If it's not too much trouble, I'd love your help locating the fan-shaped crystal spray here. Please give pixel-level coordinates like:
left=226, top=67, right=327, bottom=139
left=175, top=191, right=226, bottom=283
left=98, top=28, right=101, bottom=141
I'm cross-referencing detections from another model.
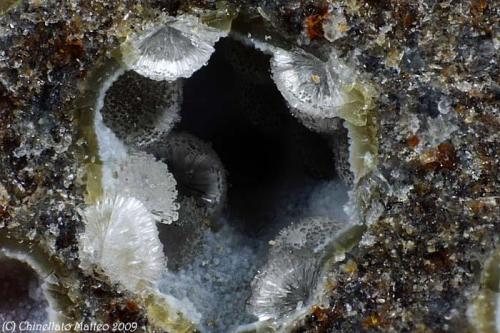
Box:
left=78, top=195, right=166, bottom=293
left=249, top=217, right=347, bottom=322
left=107, top=151, right=180, bottom=224
left=249, top=250, right=320, bottom=321
left=122, top=14, right=228, bottom=81
left=89, top=64, right=179, bottom=223
left=270, top=47, right=374, bottom=127
left=145, top=132, right=226, bottom=220
left=101, top=70, right=182, bottom=147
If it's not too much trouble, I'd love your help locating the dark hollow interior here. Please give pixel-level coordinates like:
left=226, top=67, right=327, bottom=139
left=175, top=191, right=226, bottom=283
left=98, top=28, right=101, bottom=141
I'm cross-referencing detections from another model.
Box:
left=0, top=257, right=48, bottom=322
left=178, top=38, right=336, bottom=235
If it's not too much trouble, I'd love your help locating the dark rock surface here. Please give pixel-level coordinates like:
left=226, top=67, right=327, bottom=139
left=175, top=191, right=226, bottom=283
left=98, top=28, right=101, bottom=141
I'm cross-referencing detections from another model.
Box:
left=0, top=0, right=497, bottom=332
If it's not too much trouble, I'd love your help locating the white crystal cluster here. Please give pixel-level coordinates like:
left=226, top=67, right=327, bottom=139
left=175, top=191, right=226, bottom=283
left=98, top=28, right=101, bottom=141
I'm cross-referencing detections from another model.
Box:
left=249, top=217, right=349, bottom=323
left=246, top=34, right=378, bottom=180
left=271, top=48, right=354, bottom=119
left=76, top=8, right=374, bottom=330
left=106, top=151, right=180, bottom=223
left=77, top=59, right=186, bottom=322
left=78, top=11, right=232, bottom=329
left=245, top=39, right=376, bottom=133
left=249, top=250, right=320, bottom=322
left=122, top=14, right=228, bottom=82
left=93, top=68, right=180, bottom=224
left=78, top=195, right=165, bottom=293
left=250, top=5, right=375, bottom=130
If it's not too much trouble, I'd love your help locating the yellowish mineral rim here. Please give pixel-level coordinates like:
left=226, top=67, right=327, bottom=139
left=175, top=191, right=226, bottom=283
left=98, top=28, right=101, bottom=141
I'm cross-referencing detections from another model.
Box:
left=345, top=115, right=378, bottom=183
left=468, top=247, right=500, bottom=333
left=338, top=82, right=377, bottom=127
left=197, top=1, right=239, bottom=32
left=321, top=224, right=366, bottom=270
left=342, top=80, right=378, bottom=183
left=73, top=57, right=124, bottom=204
left=145, top=293, right=200, bottom=333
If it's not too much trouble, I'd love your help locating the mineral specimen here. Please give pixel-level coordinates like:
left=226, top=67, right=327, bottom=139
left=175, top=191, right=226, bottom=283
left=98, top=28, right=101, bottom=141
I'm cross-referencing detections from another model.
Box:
left=122, top=14, right=228, bottom=81
left=0, top=0, right=497, bottom=333
left=78, top=195, right=165, bottom=294
left=250, top=250, right=321, bottom=322
left=105, top=151, right=179, bottom=224
left=249, top=217, right=363, bottom=329
left=270, top=47, right=375, bottom=127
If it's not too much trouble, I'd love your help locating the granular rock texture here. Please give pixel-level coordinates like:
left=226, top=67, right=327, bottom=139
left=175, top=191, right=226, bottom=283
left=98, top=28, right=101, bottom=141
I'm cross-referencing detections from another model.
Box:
left=0, top=0, right=498, bottom=332
left=290, top=0, right=499, bottom=331
left=0, top=0, right=150, bottom=327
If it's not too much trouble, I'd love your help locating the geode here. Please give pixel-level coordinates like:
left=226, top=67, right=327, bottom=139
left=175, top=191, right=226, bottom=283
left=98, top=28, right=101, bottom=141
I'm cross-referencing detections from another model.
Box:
left=0, top=1, right=498, bottom=333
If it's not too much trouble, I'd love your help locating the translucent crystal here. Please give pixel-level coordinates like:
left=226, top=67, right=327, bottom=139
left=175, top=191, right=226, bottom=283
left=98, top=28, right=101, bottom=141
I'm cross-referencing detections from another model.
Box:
left=249, top=250, right=320, bottom=321
left=78, top=195, right=166, bottom=293
left=249, top=217, right=349, bottom=321
left=122, top=15, right=227, bottom=81
left=345, top=118, right=378, bottom=183
left=322, top=7, right=349, bottom=42
left=423, top=115, right=458, bottom=148
left=101, top=70, right=182, bottom=147
left=271, top=48, right=372, bottom=126
left=145, top=132, right=226, bottom=219
left=108, top=151, right=180, bottom=224
left=438, top=96, right=452, bottom=114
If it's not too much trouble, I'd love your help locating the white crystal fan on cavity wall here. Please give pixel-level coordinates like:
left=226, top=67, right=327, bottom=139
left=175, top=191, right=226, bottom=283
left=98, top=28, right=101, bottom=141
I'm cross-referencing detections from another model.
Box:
left=122, top=14, right=227, bottom=81
left=107, top=151, right=180, bottom=224
left=249, top=251, right=320, bottom=321
left=271, top=48, right=372, bottom=127
left=78, top=195, right=166, bottom=294
left=249, top=217, right=348, bottom=322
